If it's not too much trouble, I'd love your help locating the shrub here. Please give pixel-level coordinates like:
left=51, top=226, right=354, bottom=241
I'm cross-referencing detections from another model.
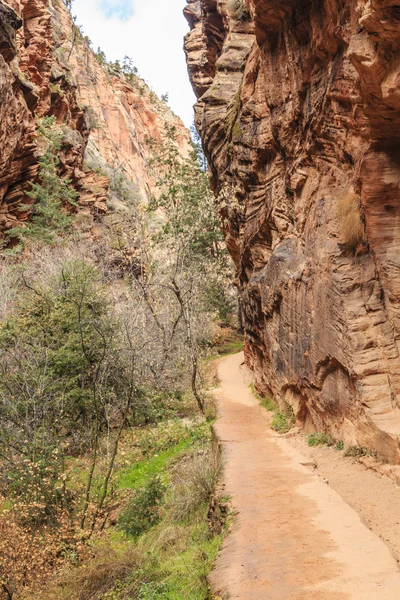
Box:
left=168, top=448, right=221, bottom=523
left=34, top=546, right=151, bottom=600
left=344, top=445, right=375, bottom=458
left=7, top=116, right=78, bottom=246
left=307, top=433, right=335, bottom=448
left=138, top=582, right=171, bottom=599
left=226, top=0, right=250, bottom=20
left=337, top=189, right=366, bottom=249
left=271, top=405, right=295, bottom=434
left=119, top=477, right=166, bottom=538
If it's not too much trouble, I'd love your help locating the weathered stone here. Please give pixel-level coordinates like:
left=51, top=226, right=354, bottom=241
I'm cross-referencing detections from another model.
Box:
left=185, top=0, right=400, bottom=462
left=0, top=0, right=190, bottom=238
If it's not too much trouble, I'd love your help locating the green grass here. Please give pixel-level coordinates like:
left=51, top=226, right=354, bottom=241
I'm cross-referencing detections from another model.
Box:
left=117, top=439, right=193, bottom=491
left=249, top=383, right=277, bottom=412
left=307, top=433, right=335, bottom=448
left=143, top=519, right=222, bottom=599
left=42, top=434, right=226, bottom=600
left=249, top=384, right=295, bottom=433
left=271, top=411, right=294, bottom=434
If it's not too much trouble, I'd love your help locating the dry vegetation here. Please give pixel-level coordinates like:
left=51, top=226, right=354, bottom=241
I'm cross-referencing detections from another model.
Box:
left=226, top=0, right=250, bottom=20
left=337, top=189, right=366, bottom=250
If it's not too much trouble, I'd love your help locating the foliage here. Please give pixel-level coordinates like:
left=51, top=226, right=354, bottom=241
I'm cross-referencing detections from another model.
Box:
left=94, top=46, right=107, bottom=65
left=0, top=509, right=79, bottom=597
left=119, top=477, right=166, bottom=538
left=168, top=448, right=221, bottom=523
left=7, top=117, right=78, bottom=246
left=0, top=96, right=236, bottom=598
left=148, top=124, right=223, bottom=260
left=122, top=56, right=139, bottom=77
left=146, top=124, right=236, bottom=412
left=250, top=383, right=277, bottom=412
left=271, top=406, right=295, bottom=434
left=335, top=440, right=345, bottom=451
left=118, top=439, right=194, bottom=492
left=307, top=433, right=335, bottom=448
left=344, top=445, right=376, bottom=458
left=0, top=259, right=152, bottom=542
left=35, top=440, right=224, bottom=600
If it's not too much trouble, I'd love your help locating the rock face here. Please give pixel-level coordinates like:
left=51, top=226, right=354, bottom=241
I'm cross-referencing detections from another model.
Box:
left=185, top=0, right=400, bottom=461
left=0, top=0, right=189, bottom=235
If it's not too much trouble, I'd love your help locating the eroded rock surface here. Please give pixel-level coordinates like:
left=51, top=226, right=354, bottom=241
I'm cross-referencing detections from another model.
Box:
left=0, top=0, right=189, bottom=236
left=185, top=0, right=400, bottom=461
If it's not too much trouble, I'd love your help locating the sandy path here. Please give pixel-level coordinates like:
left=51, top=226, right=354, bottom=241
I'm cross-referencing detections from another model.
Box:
left=210, top=352, right=400, bottom=599
left=288, top=435, right=400, bottom=561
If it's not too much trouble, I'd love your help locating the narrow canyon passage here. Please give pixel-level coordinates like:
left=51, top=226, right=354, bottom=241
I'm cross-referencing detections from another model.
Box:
left=211, top=353, right=400, bottom=600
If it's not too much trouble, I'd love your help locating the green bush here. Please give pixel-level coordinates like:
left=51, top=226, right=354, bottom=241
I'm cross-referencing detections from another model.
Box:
left=138, top=582, right=170, bottom=599
left=119, top=477, right=166, bottom=538
left=307, top=433, right=335, bottom=448
left=7, top=116, right=78, bottom=246
left=271, top=406, right=295, bottom=434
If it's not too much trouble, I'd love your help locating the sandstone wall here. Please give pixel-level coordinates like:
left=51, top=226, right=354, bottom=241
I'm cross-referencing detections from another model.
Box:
left=185, top=0, right=400, bottom=461
left=0, top=0, right=189, bottom=236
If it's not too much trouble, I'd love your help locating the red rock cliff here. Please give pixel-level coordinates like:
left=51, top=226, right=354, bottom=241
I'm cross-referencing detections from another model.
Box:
left=185, top=0, right=400, bottom=461
left=0, top=0, right=189, bottom=235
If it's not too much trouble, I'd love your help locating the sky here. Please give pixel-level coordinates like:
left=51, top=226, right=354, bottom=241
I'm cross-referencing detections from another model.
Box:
left=72, top=0, right=197, bottom=127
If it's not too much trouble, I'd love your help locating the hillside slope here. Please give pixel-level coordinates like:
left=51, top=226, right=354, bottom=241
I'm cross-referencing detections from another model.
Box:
left=185, top=0, right=400, bottom=462
left=0, top=0, right=190, bottom=236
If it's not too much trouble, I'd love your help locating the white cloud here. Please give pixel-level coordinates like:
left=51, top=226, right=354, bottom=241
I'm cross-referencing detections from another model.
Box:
left=72, top=0, right=196, bottom=128
left=97, top=0, right=135, bottom=20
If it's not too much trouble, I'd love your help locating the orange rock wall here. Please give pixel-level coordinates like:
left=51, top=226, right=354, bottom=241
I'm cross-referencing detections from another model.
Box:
left=0, top=0, right=189, bottom=234
left=185, top=0, right=400, bottom=461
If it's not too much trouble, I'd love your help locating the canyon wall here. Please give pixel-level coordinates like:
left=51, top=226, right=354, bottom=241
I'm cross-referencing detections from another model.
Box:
left=0, top=0, right=189, bottom=235
left=185, top=0, right=400, bottom=461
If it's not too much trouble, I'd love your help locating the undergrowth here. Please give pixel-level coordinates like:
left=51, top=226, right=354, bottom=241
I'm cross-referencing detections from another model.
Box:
left=307, top=433, right=335, bottom=448
left=249, top=385, right=295, bottom=434
left=249, top=383, right=276, bottom=412
left=344, top=445, right=377, bottom=459
left=271, top=409, right=295, bottom=434
left=35, top=440, right=224, bottom=600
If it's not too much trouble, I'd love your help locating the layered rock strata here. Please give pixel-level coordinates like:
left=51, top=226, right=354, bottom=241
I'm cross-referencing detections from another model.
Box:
left=0, top=0, right=189, bottom=235
left=185, top=0, right=400, bottom=461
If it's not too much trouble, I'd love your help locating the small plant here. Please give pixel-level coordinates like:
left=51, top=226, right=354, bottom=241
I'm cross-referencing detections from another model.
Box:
left=307, top=433, right=335, bottom=448
left=261, top=397, right=277, bottom=412
left=138, top=581, right=170, bottom=599
left=335, top=440, right=344, bottom=451
left=7, top=116, right=78, bottom=246
left=344, top=445, right=375, bottom=458
left=119, top=477, right=166, bottom=538
left=226, top=0, right=250, bottom=20
left=169, top=449, right=221, bottom=523
left=250, top=383, right=277, bottom=412
left=337, top=189, right=366, bottom=250
left=271, top=405, right=295, bottom=434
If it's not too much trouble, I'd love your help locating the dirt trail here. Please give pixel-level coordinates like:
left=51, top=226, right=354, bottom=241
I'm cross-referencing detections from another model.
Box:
left=211, top=352, right=400, bottom=599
